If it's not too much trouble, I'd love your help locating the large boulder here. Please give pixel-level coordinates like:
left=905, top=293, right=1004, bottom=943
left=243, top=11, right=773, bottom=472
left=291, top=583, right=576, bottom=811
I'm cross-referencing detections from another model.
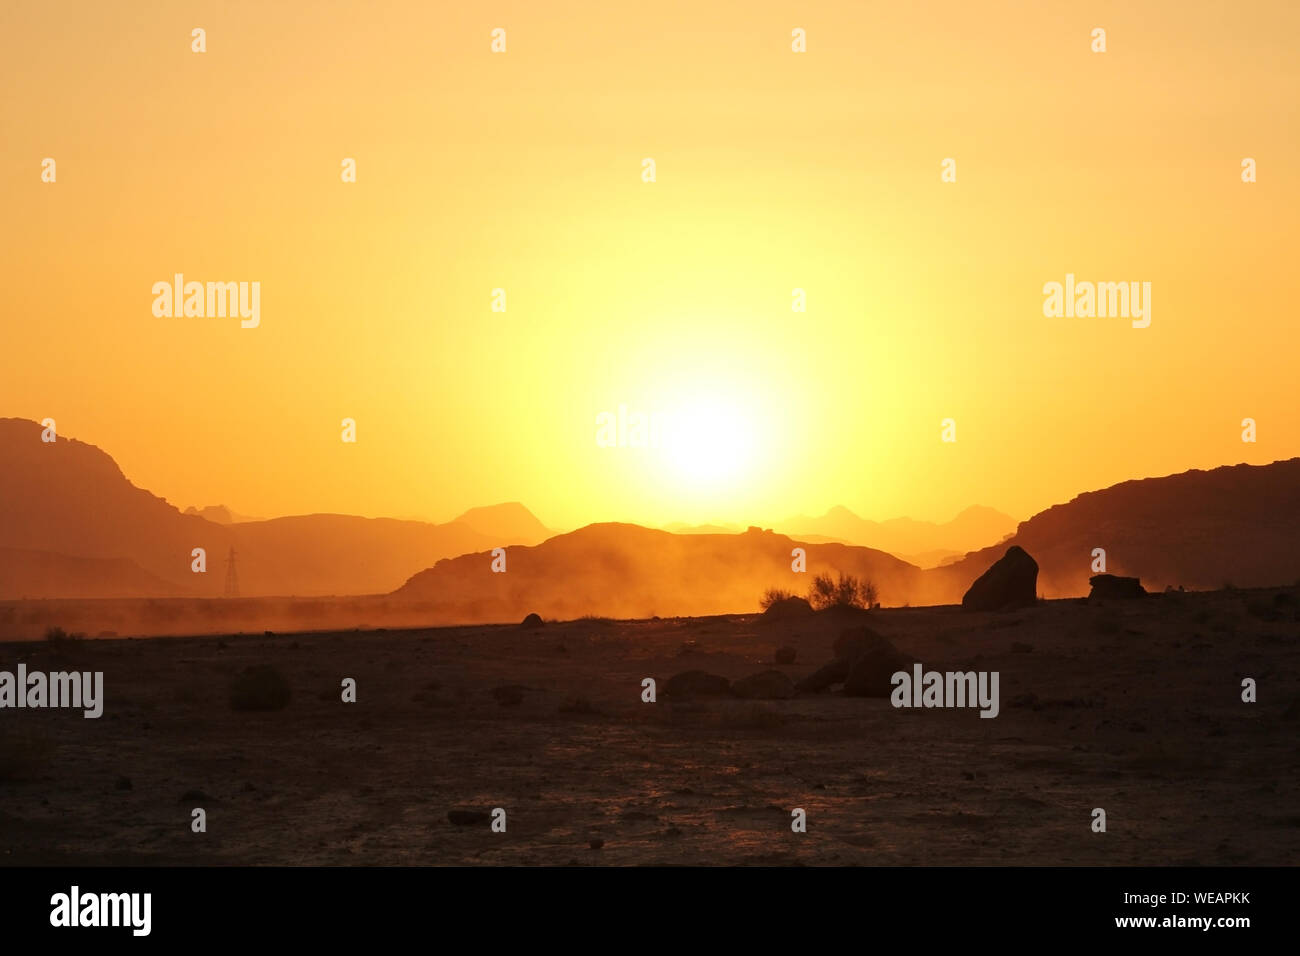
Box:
left=520, top=612, right=545, bottom=628
left=1088, top=574, right=1146, bottom=600
left=795, top=657, right=852, bottom=693
left=961, top=546, right=1039, bottom=612
left=843, top=645, right=909, bottom=697
left=664, top=670, right=732, bottom=699
left=834, top=626, right=891, bottom=661
left=796, top=629, right=905, bottom=694
left=732, top=670, right=797, bottom=700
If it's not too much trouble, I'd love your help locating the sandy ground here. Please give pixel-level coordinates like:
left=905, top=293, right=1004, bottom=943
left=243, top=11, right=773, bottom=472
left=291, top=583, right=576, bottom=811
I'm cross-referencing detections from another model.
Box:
left=1, top=588, right=1297, bottom=866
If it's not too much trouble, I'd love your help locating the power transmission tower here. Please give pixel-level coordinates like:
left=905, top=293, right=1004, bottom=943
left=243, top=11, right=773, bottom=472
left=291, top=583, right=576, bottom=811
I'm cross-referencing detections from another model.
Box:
left=223, top=546, right=240, bottom=598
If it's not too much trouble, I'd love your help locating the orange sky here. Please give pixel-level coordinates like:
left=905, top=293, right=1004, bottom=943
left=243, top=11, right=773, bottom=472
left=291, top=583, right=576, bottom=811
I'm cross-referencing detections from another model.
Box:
left=2, top=0, right=1297, bottom=530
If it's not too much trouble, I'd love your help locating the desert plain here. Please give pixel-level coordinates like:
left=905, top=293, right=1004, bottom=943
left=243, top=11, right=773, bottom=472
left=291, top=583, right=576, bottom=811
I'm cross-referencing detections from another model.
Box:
left=1, top=587, right=1297, bottom=866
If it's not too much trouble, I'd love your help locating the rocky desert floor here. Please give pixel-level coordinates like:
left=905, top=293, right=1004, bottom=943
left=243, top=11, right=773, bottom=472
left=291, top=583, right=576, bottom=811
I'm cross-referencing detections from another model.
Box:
left=1, top=587, right=1297, bottom=866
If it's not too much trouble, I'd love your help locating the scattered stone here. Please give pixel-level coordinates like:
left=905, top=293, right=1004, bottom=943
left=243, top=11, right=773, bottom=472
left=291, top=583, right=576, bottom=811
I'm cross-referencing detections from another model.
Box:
left=962, top=546, right=1039, bottom=612
left=732, top=670, right=796, bottom=700
left=1089, top=574, right=1146, bottom=600
left=664, top=670, right=732, bottom=699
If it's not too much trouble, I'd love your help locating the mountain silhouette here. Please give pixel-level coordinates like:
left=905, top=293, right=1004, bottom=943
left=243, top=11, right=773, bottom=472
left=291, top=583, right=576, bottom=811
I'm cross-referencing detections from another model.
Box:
left=392, top=524, right=927, bottom=621
left=933, top=459, right=1300, bottom=597
left=0, top=418, right=544, bottom=598
left=3, top=417, right=1296, bottom=609
left=182, top=504, right=260, bottom=524
left=780, top=504, right=1016, bottom=560
left=452, top=502, right=552, bottom=546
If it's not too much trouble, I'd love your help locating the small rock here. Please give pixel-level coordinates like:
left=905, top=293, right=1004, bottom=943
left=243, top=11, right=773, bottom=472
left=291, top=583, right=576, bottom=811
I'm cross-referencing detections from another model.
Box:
left=1089, top=574, right=1146, bottom=600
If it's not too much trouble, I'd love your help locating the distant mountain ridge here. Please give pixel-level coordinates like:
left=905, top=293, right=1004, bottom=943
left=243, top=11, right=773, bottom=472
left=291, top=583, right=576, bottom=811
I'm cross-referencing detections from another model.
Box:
left=183, top=504, right=260, bottom=524
left=780, top=504, right=1016, bottom=561
left=2, top=418, right=1296, bottom=610
left=0, top=418, right=549, bottom=598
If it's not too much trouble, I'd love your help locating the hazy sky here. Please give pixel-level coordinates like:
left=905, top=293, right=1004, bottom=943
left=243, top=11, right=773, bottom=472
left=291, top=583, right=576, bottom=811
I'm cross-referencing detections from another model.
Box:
left=3, top=0, right=1297, bottom=529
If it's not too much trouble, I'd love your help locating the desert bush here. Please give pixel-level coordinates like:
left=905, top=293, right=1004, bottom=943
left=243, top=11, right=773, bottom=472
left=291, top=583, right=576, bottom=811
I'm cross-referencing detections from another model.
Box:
left=807, top=572, right=877, bottom=610
left=44, top=626, right=84, bottom=643
left=229, top=665, right=291, bottom=711
left=759, top=587, right=794, bottom=611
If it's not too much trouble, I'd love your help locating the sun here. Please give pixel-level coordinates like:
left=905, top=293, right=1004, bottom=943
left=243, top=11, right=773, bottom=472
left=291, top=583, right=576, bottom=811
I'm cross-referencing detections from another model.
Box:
left=661, top=394, right=758, bottom=489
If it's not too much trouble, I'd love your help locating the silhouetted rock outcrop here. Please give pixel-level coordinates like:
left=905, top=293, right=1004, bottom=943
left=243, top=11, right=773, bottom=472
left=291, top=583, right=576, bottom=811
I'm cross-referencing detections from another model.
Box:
left=732, top=670, right=796, bottom=699
left=1088, top=574, right=1146, bottom=600
left=762, top=596, right=814, bottom=619
left=520, top=612, right=545, bottom=628
left=961, top=546, right=1039, bottom=611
